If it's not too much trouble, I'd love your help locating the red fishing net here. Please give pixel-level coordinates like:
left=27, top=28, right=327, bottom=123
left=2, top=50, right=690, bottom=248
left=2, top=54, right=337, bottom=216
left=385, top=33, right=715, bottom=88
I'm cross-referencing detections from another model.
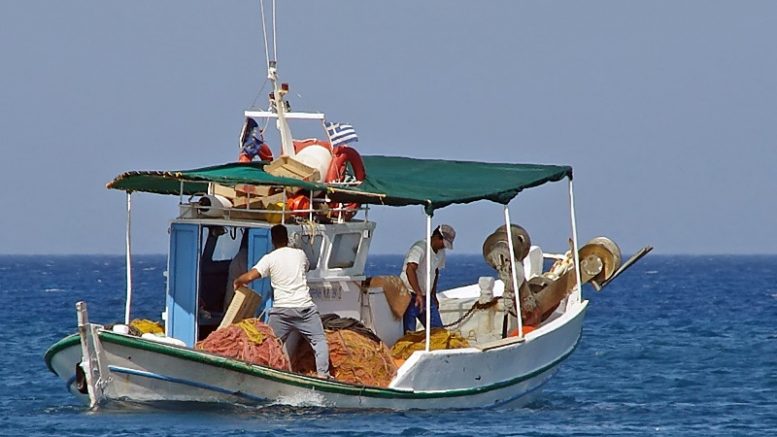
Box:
left=196, top=318, right=290, bottom=370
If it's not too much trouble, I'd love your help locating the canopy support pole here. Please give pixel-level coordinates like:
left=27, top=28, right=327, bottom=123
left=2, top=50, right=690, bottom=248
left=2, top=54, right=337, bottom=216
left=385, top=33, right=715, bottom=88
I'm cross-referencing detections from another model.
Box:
left=503, top=205, right=524, bottom=338
left=124, top=192, right=133, bottom=325
left=425, top=212, right=432, bottom=352
left=568, top=179, right=583, bottom=304
left=309, top=191, right=313, bottom=222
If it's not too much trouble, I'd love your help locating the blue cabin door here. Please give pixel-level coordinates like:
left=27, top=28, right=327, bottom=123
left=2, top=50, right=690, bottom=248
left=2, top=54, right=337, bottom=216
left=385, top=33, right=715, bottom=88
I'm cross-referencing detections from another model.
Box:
left=166, top=223, right=199, bottom=346
left=247, top=227, right=273, bottom=317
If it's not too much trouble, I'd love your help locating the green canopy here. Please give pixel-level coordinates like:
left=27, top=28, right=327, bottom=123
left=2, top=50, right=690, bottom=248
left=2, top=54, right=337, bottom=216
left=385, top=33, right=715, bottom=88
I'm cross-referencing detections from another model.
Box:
left=107, top=162, right=325, bottom=196
left=107, top=155, right=572, bottom=214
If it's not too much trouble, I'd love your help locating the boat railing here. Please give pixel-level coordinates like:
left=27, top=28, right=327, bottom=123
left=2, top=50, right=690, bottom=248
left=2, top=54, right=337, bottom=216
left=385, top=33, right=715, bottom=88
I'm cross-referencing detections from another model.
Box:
left=179, top=198, right=369, bottom=224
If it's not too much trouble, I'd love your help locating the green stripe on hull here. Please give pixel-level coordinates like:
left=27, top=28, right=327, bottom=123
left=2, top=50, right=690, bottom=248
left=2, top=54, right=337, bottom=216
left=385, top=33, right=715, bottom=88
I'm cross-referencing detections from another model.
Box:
left=45, top=331, right=580, bottom=400
left=44, top=333, right=80, bottom=373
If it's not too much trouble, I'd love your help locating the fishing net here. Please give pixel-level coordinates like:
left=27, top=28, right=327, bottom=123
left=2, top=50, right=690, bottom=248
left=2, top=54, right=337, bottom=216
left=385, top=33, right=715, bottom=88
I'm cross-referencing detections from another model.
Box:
left=319, top=313, right=383, bottom=343
left=129, top=319, right=164, bottom=335
left=196, top=318, right=290, bottom=370
left=291, top=317, right=397, bottom=387
left=390, top=328, right=471, bottom=360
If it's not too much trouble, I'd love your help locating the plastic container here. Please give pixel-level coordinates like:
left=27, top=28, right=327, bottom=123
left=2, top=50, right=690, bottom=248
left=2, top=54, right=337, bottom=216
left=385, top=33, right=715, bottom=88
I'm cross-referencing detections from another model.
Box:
left=112, top=324, right=130, bottom=335
left=197, top=194, right=232, bottom=217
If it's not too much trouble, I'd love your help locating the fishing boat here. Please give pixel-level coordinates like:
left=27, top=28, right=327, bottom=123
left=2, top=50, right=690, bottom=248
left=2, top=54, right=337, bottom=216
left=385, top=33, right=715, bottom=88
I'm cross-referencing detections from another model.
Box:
left=44, top=4, right=650, bottom=410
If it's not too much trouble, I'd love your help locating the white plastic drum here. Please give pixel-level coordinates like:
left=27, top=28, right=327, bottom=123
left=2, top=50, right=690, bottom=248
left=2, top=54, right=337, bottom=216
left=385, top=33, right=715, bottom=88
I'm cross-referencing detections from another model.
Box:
left=198, top=194, right=232, bottom=217
left=294, top=145, right=332, bottom=183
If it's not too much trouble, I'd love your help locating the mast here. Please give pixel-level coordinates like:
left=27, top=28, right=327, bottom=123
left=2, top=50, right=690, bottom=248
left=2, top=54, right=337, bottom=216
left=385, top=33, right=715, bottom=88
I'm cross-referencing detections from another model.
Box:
left=268, top=63, right=295, bottom=157
left=258, top=0, right=294, bottom=158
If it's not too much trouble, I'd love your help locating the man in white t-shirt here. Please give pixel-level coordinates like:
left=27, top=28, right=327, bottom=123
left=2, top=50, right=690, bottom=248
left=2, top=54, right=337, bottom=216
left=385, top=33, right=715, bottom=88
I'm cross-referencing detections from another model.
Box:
left=233, top=224, right=330, bottom=378
left=400, top=224, right=456, bottom=333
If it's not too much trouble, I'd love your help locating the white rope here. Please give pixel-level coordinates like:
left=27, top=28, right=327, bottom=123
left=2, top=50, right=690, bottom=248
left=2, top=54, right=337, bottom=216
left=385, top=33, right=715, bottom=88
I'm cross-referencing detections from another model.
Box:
left=124, top=192, right=133, bottom=325
left=272, top=0, right=278, bottom=63
left=503, top=205, right=524, bottom=338
left=569, top=178, right=583, bottom=305
left=250, top=77, right=270, bottom=108
left=259, top=0, right=271, bottom=67
left=425, top=212, right=432, bottom=352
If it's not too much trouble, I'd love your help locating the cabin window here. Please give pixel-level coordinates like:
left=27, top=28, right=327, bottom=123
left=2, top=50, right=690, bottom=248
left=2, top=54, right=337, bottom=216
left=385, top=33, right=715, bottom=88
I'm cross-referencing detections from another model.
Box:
left=198, top=226, right=248, bottom=328
left=296, top=234, right=324, bottom=270
left=328, top=232, right=361, bottom=269
left=203, top=227, right=245, bottom=261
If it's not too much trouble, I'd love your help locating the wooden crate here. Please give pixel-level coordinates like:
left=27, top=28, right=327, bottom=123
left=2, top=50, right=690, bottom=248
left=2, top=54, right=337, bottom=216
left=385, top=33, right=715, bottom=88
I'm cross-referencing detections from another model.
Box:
left=218, top=286, right=262, bottom=329
left=231, top=196, right=265, bottom=209
left=212, top=184, right=238, bottom=199
left=235, top=184, right=276, bottom=197
left=214, top=184, right=276, bottom=204
left=265, top=156, right=320, bottom=182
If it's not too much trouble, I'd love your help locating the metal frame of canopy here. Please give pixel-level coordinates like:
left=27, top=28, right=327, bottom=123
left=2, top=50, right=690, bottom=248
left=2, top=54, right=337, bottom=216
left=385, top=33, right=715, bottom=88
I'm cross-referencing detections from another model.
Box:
left=120, top=173, right=583, bottom=352
left=416, top=178, right=583, bottom=349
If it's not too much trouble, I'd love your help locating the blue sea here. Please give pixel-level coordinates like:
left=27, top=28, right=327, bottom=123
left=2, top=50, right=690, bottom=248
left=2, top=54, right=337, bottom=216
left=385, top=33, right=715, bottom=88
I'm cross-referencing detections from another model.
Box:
left=1, top=254, right=775, bottom=436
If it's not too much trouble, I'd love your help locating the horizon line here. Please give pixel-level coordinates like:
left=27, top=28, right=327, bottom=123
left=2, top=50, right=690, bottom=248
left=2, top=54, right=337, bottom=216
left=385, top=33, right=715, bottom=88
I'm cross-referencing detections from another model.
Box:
left=1, top=252, right=776, bottom=257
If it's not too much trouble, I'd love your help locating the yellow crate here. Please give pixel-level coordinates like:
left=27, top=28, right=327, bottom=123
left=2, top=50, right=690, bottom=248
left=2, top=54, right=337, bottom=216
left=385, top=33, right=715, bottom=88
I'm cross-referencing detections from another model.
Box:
left=261, top=201, right=287, bottom=224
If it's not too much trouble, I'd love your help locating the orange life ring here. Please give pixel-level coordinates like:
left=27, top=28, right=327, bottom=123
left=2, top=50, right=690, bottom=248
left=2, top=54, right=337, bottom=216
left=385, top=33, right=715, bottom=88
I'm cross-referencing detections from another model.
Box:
left=238, top=143, right=273, bottom=162
left=258, top=143, right=274, bottom=162
left=325, top=145, right=365, bottom=220
left=325, top=145, right=366, bottom=182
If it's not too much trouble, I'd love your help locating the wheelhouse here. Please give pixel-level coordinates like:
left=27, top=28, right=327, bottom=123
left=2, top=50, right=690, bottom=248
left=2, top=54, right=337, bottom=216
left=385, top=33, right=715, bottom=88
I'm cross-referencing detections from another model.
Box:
left=165, top=216, right=378, bottom=346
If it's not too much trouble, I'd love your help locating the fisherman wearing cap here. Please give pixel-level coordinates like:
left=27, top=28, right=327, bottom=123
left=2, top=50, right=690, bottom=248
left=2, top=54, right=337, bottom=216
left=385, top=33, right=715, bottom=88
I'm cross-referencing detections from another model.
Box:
left=400, top=224, right=456, bottom=333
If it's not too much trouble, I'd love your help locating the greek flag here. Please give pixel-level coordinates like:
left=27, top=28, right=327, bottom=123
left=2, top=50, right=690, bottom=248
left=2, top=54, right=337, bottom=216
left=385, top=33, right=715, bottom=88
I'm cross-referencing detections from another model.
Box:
left=325, top=121, right=359, bottom=146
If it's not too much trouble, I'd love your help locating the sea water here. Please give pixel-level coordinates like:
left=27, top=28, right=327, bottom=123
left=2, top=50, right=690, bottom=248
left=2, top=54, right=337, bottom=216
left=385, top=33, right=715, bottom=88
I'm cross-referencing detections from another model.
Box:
left=0, top=254, right=775, bottom=436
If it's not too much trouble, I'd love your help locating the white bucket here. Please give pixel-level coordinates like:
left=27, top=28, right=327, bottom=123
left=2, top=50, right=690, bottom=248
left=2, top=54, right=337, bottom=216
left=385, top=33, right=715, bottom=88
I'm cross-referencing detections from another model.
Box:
left=294, top=145, right=332, bottom=183
left=112, top=324, right=130, bottom=335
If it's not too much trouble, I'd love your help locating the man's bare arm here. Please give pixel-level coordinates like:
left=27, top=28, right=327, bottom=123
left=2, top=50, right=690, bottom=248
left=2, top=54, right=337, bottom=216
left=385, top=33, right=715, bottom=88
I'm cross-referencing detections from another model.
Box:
left=233, top=269, right=261, bottom=291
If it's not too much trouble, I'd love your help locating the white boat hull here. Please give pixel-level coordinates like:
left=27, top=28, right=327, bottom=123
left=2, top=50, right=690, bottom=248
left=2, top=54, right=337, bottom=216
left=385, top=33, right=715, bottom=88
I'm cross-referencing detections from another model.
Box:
left=45, top=301, right=587, bottom=410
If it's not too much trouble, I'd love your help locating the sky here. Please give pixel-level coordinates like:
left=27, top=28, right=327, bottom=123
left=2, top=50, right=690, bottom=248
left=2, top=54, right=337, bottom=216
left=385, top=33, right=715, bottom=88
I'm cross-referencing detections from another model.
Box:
left=1, top=1, right=775, bottom=255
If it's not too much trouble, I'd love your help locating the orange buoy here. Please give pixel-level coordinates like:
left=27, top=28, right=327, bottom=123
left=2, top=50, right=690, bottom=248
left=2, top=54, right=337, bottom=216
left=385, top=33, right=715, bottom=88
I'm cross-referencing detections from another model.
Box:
left=286, top=193, right=311, bottom=217
left=508, top=325, right=537, bottom=337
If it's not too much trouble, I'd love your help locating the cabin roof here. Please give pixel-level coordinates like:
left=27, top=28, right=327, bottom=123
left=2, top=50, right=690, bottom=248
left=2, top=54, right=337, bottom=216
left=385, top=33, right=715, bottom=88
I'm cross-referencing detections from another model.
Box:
left=107, top=155, right=572, bottom=214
